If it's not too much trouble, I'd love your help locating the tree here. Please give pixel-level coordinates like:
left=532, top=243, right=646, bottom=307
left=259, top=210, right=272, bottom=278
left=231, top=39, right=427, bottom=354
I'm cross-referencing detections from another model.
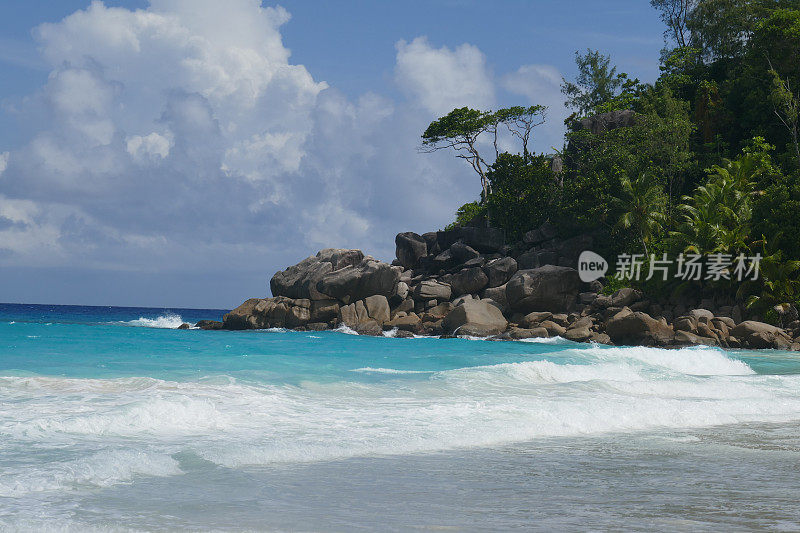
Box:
left=768, top=67, right=800, bottom=169
left=651, top=0, right=698, bottom=48
left=740, top=237, right=800, bottom=324
left=670, top=140, right=770, bottom=255
left=614, top=173, right=667, bottom=256
left=561, top=49, right=633, bottom=116
left=421, top=105, right=549, bottom=201
left=491, top=105, right=546, bottom=161
left=420, top=107, right=494, bottom=200
left=445, top=201, right=486, bottom=230
left=485, top=153, right=557, bottom=241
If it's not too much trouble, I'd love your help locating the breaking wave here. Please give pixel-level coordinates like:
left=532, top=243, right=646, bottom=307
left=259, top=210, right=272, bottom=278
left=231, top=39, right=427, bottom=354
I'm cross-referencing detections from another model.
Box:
left=119, top=313, right=189, bottom=329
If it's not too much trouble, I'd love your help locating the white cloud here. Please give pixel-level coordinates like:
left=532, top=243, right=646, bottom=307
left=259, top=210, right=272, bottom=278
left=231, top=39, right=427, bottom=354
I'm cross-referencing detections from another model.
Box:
left=395, top=37, right=494, bottom=115
left=503, top=64, right=569, bottom=152
left=126, top=132, right=172, bottom=162
left=0, top=1, right=565, bottom=304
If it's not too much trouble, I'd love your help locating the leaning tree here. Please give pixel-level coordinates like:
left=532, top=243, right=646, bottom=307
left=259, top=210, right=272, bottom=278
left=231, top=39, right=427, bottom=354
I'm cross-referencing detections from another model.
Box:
left=420, top=105, right=546, bottom=201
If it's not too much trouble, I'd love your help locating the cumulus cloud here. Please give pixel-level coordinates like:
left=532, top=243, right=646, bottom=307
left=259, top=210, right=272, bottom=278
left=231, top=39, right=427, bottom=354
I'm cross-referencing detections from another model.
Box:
left=126, top=132, right=172, bottom=162
left=0, top=1, right=564, bottom=305
left=395, top=37, right=494, bottom=115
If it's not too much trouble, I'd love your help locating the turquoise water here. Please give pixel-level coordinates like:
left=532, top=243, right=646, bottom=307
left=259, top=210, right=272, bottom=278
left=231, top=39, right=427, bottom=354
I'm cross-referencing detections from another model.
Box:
left=3, top=304, right=800, bottom=531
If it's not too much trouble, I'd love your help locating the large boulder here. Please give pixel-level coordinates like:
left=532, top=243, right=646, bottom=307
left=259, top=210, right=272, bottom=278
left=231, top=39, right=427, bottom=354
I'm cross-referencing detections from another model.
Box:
left=523, top=221, right=558, bottom=245
left=517, top=249, right=558, bottom=270
left=385, top=312, right=422, bottom=332
left=481, top=283, right=509, bottom=313
left=483, top=257, right=517, bottom=288
left=270, top=249, right=364, bottom=300
left=270, top=256, right=332, bottom=300
left=315, top=248, right=365, bottom=270
left=605, top=310, right=674, bottom=346
left=443, top=267, right=489, bottom=297
left=196, top=320, right=223, bottom=330
left=554, top=235, right=593, bottom=265
left=311, top=299, right=340, bottom=323
left=222, top=298, right=263, bottom=330
left=449, top=241, right=480, bottom=263
left=610, top=287, right=642, bottom=308
left=442, top=299, right=508, bottom=336
left=316, top=258, right=399, bottom=304
left=363, top=295, right=390, bottom=324
left=413, top=280, right=452, bottom=302
left=223, top=297, right=313, bottom=330
left=505, top=265, right=581, bottom=313
left=339, top=295, right=390, bottom=328
left=576, top=109, right=636, bottom=135
left=730, top=321, right=792, bottom=350
left=395, top=232, right=427, bottom=269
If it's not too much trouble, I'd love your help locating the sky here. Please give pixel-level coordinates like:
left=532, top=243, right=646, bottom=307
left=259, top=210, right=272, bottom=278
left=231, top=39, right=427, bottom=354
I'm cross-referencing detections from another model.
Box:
left=0, top=0, right=666, bottom=308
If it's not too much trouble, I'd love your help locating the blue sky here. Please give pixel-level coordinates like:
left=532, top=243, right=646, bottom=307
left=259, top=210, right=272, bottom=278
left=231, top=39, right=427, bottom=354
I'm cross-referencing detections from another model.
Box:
left=0, top=0, right=666, bottom=308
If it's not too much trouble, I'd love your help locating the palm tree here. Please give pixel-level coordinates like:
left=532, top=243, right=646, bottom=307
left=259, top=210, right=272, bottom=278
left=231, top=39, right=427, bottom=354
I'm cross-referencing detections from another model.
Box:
left=739, top=236, right=800, bottom=324
left=615, top=173, right=667, bottom=256
left=670, top=157, right=756, bottom=255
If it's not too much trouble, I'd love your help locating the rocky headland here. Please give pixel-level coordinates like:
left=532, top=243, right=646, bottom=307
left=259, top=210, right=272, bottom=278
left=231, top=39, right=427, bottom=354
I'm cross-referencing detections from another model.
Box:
left=202, top=224, right=800, bottom=351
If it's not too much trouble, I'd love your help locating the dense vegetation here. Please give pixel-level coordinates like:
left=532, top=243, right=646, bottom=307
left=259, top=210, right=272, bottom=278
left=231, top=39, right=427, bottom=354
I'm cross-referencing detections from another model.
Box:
left=424, top=0, right=800, bottom=323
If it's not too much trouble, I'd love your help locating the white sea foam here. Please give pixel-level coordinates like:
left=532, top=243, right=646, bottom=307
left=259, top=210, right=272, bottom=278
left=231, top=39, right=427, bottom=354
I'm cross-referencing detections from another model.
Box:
left=352, top=367, right=433, bottom=374
left=120, top=313, right=189, bottom=329
left=0, top=449, right=181, bottom=497
left=334, top=324, right=359, bottom=335
left=518, top=335, right=568, bottom=344
left=578, top=344, right=754, bottom=376
left=3, top=344, right=800, bottom=483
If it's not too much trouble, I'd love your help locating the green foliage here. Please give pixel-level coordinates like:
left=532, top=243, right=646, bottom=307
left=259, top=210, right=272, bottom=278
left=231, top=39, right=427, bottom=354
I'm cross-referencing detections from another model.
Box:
left=670, top=139, right=773, bottom=255
left=421, top=107, right=494, bottom=199
left=614, top=173, right=668, bottom=256
left=485, top=154, right=557, bottom=241
left=445, top=202, right=486, bottom=231
left=560, top=83, right=695, bottom=249
left=421, top=107, right=490, bottom=145
left=768, top=68, right=800, bottom=169
left=601, top=274, right=634, bottom=296
left=561, top=49, right=637, bottom=116
left=740, top=237, right=800, bottom=322
left=752, top=171, right=800, bottom=259
left=651, top=0, right=697, bottom=48
left=429, top=0, right=800, bottom=312
left=421, top=105, right=549, bottom=200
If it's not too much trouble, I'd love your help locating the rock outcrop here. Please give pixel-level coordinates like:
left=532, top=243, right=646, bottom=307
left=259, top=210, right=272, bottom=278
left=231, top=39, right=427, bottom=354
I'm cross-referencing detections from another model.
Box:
left=231, top=252, right=399, bottom=330
left=216, top=219, right=800, bottom=352
left=270, top=248, right=364, bottom=300
left=506, top=265, right=581, bottom=313
left=395, top=232, right=427, bottom=269
left=605, top=309, right=674, bottom=346
left=442, top=299, right=508, bottom=337
left=316, top=258, right=399, bottom=304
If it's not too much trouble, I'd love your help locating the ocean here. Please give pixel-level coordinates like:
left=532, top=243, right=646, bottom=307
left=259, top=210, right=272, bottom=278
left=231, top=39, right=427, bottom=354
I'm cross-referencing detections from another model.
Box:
left=2, top=303, right=800, bottom=531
